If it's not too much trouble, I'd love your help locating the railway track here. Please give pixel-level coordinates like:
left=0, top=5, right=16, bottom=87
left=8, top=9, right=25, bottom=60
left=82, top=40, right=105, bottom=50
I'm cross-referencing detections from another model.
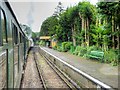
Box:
left=39, top=49, right=81, bottom=89
left=21, top=47, right=79, bottom=89
left=33, top=50, right=46, bottom=89
left=39, top=46, right=114, bottom=90
left=20, top=48, right=44, bottom=88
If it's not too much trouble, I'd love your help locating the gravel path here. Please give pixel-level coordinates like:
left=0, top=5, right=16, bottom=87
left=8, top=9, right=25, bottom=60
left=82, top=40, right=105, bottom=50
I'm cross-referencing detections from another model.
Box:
left=21, top=50, right=43, bottom=88
left=21, top=48, right=69, bottom=89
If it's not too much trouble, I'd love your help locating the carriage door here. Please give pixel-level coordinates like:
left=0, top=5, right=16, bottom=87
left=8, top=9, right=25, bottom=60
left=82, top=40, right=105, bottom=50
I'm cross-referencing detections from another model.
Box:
left=12, top=24, right=19, bottom=88
left=0, top=9, right=8, bottom=89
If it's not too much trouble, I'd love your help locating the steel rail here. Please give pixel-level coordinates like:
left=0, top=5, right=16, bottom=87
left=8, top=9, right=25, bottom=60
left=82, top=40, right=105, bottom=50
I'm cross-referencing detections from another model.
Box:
left=33, top=50, right=47, bottom=90
left=39, top=48, right=80, bottom=90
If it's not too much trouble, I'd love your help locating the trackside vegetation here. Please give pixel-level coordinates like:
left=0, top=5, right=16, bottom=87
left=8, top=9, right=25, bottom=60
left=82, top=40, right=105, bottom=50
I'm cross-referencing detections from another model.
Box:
left=39, top=1, right=120, bottom=66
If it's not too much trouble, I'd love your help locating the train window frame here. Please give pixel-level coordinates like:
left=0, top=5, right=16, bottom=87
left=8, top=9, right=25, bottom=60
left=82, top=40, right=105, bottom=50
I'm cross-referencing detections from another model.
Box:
left=21, top=35, right=24, bottom=43
left=0, top=7, right=7, bottom=46
left=14, top=26, right=18, bottom=44
left=12, top=23, right=18, bottom=45
left=19, top=32, right=22, bottom=43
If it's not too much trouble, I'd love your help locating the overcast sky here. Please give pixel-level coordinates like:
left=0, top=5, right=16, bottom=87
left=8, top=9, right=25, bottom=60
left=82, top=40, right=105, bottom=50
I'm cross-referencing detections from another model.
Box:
left=9, top=0, right=98, bottom=32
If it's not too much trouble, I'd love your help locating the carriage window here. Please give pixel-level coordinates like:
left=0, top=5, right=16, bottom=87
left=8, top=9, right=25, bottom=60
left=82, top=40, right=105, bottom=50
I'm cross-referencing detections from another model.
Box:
left=12, top=24, right=18, bottom=44
left=14, top=26, right=18, bottom=44
left=22, top=35, right=24, bottom=43
left=0, top=10, right=7, bottom=46
left=20, top=32, right=22, bottom=43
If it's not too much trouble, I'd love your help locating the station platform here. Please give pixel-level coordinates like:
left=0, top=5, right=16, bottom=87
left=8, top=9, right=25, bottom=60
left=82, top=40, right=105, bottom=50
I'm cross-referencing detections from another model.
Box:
left=41, top=47, right=119, bottom=89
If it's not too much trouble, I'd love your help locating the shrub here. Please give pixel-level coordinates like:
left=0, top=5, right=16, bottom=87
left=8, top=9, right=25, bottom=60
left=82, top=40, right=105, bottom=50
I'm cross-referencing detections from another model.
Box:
left=65, top=42, right=72, bottom=51
left=86, top=46, right=98, bottom=54
left=78, top=47, right=87, bottom=57
left=114, top=49, right=120, bottom=63
left=57, top=45, right=62, bottom=52
left=39, top=40, right=45, bottom=46
left=52, top=45, right=57, bottom=50
left=62, top=42, right=72, bottom=52
left=69, top=46, right=76, bottom=54
left=85, top=46, right=99, bottom=58
left=73, top=46, right=81, bottom=55
left=73, top=46, right=87, bottom=57
left=104, top=50, right=118, bottom=66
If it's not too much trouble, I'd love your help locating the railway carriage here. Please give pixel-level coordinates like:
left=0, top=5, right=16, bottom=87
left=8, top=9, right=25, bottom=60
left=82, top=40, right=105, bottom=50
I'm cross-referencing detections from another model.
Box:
left=0, top=1, right=30, bottom=89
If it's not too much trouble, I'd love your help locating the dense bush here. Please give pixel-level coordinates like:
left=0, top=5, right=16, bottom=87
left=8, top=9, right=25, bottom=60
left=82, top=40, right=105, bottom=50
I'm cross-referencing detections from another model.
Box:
left=86, top=46, right=98, bottom=54
left=73, top=46, right=87, bottom=56
left=114, top=49, right=120, bottom=63
left=52, top=45, right=57, bottom=50
left=53, top=43, right=119, bottom=66
left=57, top=45, right=62, bottom=52
left=39, top=40, right=45, bottom=46
left=52, top=43, right=62, bottom=52
left=73, top=46, right=81, bottom=55
left=69, top=46, right=76, bottom=54
left=61, top=42, right=72, bottom=52
left=78, top=47, right=87, bottom=57
left=104, top=50, right=118, bottom=66
left=85, top=46, right=99, bottom=57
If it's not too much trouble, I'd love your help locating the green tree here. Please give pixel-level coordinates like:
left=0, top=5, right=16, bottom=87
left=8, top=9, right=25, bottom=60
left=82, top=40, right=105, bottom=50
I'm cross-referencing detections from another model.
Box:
left=31, top=32, right=40, bottom=44
left=59, top=6, right=78, bottom=45
left=78, top=1, right=96, bottom=46
left=59, top=6, right=81, bottom=46
left=40, top=16, right=59, bottom=36
left=59, top=10, right=72, bottom=42
left=97, top=2, right=120, bottom=49
left=53, top=2, right=64, bottom=17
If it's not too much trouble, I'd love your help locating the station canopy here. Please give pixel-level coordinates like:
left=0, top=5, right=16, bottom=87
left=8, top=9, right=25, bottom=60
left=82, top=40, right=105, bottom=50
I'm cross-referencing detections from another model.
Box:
left=40, top=36, right=51, bottom=40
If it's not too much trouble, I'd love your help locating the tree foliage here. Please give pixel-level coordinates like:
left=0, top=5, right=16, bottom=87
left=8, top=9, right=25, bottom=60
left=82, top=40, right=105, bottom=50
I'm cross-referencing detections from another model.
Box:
left=40, top=16, right=59, bottom=36
left=40, top=1, right=120, bottom=50
left=53, top=2, right=64, bottom=17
